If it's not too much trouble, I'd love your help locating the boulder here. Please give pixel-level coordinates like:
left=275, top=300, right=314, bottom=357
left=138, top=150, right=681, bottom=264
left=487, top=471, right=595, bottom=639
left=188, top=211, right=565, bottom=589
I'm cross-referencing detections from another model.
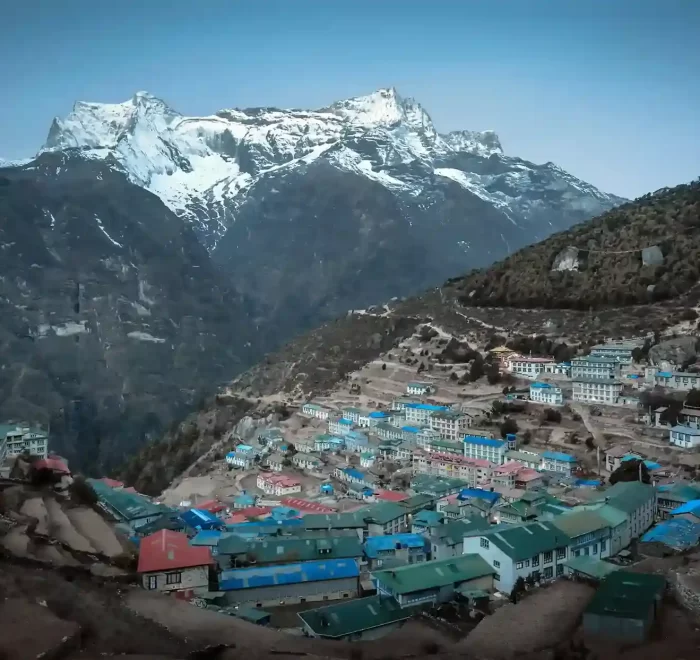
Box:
left=551, top=246, right=580, bottom=272
left=642, top=245, right=664, bottom=266
left=649, top=335, right=697, bottom=367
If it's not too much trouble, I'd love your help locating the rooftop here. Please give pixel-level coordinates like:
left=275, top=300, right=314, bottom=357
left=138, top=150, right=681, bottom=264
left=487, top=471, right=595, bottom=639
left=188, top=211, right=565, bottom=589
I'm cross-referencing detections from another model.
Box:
left=302, top=512, right=367, bottom=530
left=87, top=479, right=167, bottom=521
left=137, top=530, right=213, bottom=573
left=458, top=488, right=500, bottom=504
left=481, top=521, right=570, bottom=561
left=542, top=451, right=577, bottom=463
left=405, top=403, right=450, bottom=412
left=552, top=510, right=612, bottom=538
left=641, top=518, right=700, bottom=552
left=670, top=499, right=700, bottom=516
left=297, top=595, right=420, bottom=639
left=372, top=554, right=494, bottom=594
left=585, top=572, right=666, bottom=620
left=413, top=510, right=444, bottom=526
left=364, top=533, right=426, bottom=558
left=506, top=450, right=542, bottom=463
left=258, top=474, right=301, bottom=487
left=571, top=377, right=622, bottom=386
left=572, top=356, right=621, bottom=364
left=593, top=481, right=654, bottom=514
left=671, top=425, right=700, bottom=436
left=563, top=556, right=621, bottom=580
left=375, top=490, right=409, bottom=503
left=279, top=498, right=335, bottom=514
left=244, top=535, right=363, bottom=564
left=364, top=502, right=407, bottom=525
left=464, top=436, right=506, bottom=449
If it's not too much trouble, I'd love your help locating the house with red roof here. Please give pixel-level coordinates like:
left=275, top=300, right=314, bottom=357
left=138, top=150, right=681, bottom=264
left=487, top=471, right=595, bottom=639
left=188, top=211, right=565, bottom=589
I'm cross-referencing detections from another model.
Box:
left=195, top=499, right=228, bottom=517
left=280, top=497, right=336, bottom=514
left=374, top=490, right=409, bottom=503
left=137, top=530, right=213, bottom=594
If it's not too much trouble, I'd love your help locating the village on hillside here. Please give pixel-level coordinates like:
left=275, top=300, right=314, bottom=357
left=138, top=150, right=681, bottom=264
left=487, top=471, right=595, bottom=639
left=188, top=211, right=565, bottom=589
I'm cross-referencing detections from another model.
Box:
left=3, top=328, right=700, bottom=655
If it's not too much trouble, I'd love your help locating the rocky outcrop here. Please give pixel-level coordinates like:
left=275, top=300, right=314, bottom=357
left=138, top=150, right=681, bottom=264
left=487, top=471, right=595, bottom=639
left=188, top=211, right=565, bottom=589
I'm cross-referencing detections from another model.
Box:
left=551, top=246, right=580, bottom=272
left=649, top=335, right=698, bottom=367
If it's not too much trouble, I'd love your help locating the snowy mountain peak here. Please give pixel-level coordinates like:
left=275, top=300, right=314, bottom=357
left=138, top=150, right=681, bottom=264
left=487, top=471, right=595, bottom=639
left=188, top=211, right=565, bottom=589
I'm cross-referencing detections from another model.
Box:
left=442, top=130, right=503, bottom=157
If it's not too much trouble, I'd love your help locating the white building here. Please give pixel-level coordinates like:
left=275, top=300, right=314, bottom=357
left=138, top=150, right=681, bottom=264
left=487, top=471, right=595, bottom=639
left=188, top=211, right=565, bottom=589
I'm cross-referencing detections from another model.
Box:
left=429, top=410, right=472, bottom=441
left=529, top=382, right=564, bottom=405
left=406, top=382, right=435, bottom=396
left=507, top=356, right=557, bottom=378
left=572, top=378, right=622, bottom=404
left=654, top=371, right=700, bottom=391
left=292, top=452, right=323, bottom=471
left=1, top=425, right=49, bottom=460
left=669, top=425, right=700, bottom=449
left=256, top=474, right=302, bottom=496
left=340, top=407, right=366, bottom=424
left=301, top=403, right=333, bottom=420
left=463, top=521, right=569, bottom=593
left=589, top=340, right=643, bottom=364
left=404, top=403, right=450, bottom=426
left=265, top=453, right=285, bottom=472
left=570, top=356, right=621, bottom=380
left=541, top=451, right=578, bottom=475
left=463, top=436, right=507, bottom=465
left=328, top=417, right=354, bottom=436
left=226, top=445, right=256, bottom=469
left=416, top=428, right=442, bottom=449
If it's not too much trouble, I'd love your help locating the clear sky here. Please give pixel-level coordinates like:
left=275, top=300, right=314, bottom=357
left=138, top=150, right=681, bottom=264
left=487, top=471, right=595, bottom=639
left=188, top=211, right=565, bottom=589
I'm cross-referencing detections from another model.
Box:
left=2, top=0, right=698, bottom=198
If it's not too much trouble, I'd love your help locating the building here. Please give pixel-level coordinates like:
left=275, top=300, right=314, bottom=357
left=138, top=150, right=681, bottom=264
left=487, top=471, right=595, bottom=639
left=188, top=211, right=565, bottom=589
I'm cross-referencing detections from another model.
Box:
left=491, top=462, right=525, bottom=489
left=344, top=430, right=370, bottom=452
left=237, top=535, right=363, bottom=568
left=411, top=474, right=469, bottom=498
left=657, top=483, right=700, bottom=519
left=374, top=423, right=404, bottom=442
left=489, top=346, right=517, bottom=368
left=640, top=517, right=700, bottom=556
left=604, top=446, right=630, bottom=473
left=301, top=403, right=333, bottom=420
left=425, top=438, right=464, bottom=456
left=138, top=530, right=213, bottom=594
left=541, top=451, right=578, bottom=475
left=314, top=434, right=345, bottom=452
left=583, top=572, right=666, bottom=644
left=341, top=407, right=367, bottom=424
left=678, top=407, right=700, bottom=429
left=180, top=508, right=224, bottom=531
left=256, top=474, right=302, bottom=496
left=404, top=403, right=450, bottom=426
left=654, top=370, right=700, bottom=391
left=429, top=518, right=490, bottom=561
left=0, top=424, right=49, bottom=459
left=328, top=417, right=354, bottom=436
left=412, top=451, right=492, bottom=488
left=463, top=436, right=507, bottom=465
left=429, top=410, right=472, bottom=440
left=589, top=340, right=643, bottom=364
left=367, top=411, right=392, bottom=427
left=364, top=533, right=427, bottom=569
left=292, top=452, right=323, bottom=472
left=372, top=553, right=495, bottom=608
left=265, top=453, right=285, bottom=472
left=302, top=512, right=367, bottom=539
left=411, top=509, right=444, bottom=535
left=463, top=521, right=571, bottom=593
left=669, top=424, right=700, bottom=449
left=572, top=378, right=622, bottom=404
left=226, top=445, right=256, bottom=469
left=505, top=450, right=541, bottom=471
left=552, top=509, right=614, bottom=559
left=87, top=478, right=168, bottom=530
left=406, top=382, right=435, bottom=396
left=298, top=595, right=420, bottom=641
left=415, top=428, right=441, bottom=449
left=257, top=428, right=285, bottom=447
left=507, top=356, right=556, bottom=378
left=218, top=558, right=359, bottom=607
left=571, top=356, right=622, bottom=380
left=529, top=382, right=564, bottom=406
left=360, top=452, right=376, bottom=468
left=364, top=502, right=409, bottom=536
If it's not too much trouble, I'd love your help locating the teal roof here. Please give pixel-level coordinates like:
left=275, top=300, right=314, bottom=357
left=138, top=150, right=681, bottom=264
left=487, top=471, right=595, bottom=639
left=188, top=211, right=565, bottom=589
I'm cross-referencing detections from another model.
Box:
left=481, top=521, right=570, bottom=561
left=373, top=554, right=494, bottom=595
left=413, top=510, right=444, bottom=526
left=594, top=481, right=655, bottom=514
left=87, top=478, right=166, bottom=521
left=432, top=518, right=490, bottom=545
left=585, top=572, right=665, bottom=620
left=298, top=595, right=420, bottom=639
left=243, top=535, right=362, bottom=564
left=363, top=502, right=407, bottom=525
left=563, top=556, right=621, bottom=580
left=657, top=483, right=700, bottom=503
left=552, top=510, right=612, bottom=538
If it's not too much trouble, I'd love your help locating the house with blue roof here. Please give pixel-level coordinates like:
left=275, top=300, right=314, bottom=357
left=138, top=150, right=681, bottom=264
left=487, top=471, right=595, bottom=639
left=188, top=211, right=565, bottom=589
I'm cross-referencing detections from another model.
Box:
left=320, top=482, right=334, bottom=495
left=541, top=451, right=578, bottom=475
left=335, top=467, right=376, bottom=491
left=458, top=487, right=501, bottom=506
left=640, top=517, right=700, bottom=555
left=529, top=381, right=564, bottom=406
left=217, top=558, right=360, bottom=606
left=654, top=370, right=700, bottom=391
left=328, top=417, right=355, bottom=436
left=404, top=403, right=450, bottom=425
left=401, top=425, right=420, bottom=441
left=226, top=445, right=256, bottom=469
left=180, top=508, right=224, bottom=531
left=232, top=492, right=256, bottom=509
left=366, top=411, right=392, bottom=428
left=364, top=533, right=428, bottom=569
left=670, top=499, right=700, bottom=520
left=463, top=435, right=507, bottom=464
left=670, top=425, right=700, bottom=450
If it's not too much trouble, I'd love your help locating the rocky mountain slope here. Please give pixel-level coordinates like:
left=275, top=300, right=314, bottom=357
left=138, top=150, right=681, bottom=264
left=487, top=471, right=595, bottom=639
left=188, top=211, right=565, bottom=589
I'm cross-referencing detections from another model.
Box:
left=42, top=88, right=624, bottom=341
left=0, top=153, right=260, bottom=472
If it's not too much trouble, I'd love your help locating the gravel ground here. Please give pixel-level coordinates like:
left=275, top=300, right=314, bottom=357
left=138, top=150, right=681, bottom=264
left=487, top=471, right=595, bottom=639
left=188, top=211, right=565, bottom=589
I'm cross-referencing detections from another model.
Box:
left=44, top=497, right=95, bottom=553
left=66, top=506, right=125, bottom=557
left=19, top=497, right=50, bottom=535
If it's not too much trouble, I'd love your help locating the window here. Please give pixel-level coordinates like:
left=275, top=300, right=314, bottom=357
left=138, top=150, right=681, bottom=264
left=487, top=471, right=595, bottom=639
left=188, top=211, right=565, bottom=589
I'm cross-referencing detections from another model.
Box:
left=556, top=547, right=566, bottom=559
left=165, top=572, right=181, bottom=585
left=592, top=543, right=598, bottom=555
left=543, top=566, right=553, bottom=579
left=531, top=554, right=540, bottom=567
left=516, top=561, right=523, bottom=569
left=494, top=573, right=500, bottom=582
left=147, top=576, right=157, bottom=590
left=524, top=559, right=530, bottom=567
left=543, top=551, right=553, bottom=564
left=600, top=539, right=606, bottom=553
left=556, top=564, right=563, bottom=577
left=480, top=538, right=490, bottom=549
left=493, top=560, right=500, bottom=568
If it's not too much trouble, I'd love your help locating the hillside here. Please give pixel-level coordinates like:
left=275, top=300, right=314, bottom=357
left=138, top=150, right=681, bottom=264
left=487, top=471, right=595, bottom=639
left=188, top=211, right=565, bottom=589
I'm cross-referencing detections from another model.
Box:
left=450, top=180, right=700, bottom=309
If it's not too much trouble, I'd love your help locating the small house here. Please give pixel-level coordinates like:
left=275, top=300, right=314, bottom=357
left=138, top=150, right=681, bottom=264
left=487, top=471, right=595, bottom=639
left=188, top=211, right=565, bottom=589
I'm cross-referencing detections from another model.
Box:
left=669, top=424, right=700, bottom=449
left=328, top=417, right=355, bottom=436
left=364, top=533, right=428, bottom=569
left=301, top=402, right=333, bottom=420
left=529, top=382, right=564, bottom=406
left=541, top=450, right=578, bottom=475
left=406, top=382, right=435, bottom=397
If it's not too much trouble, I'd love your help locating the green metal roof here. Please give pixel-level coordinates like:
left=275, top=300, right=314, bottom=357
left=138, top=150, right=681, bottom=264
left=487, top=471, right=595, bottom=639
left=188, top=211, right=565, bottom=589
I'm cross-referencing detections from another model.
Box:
left=87, top=478, right=166, bottom=521
left=592, top=504, right=628, bottom=528
left=433, top=518, right=490, bottom=545
left=593, top=481, right=655, bottom=515
left=552, top=510, right=612, bottom=538
left=229, top=606, right=271, bottom=624
left=217, top=534, right=250, bottom=555
left=363, top=502, right=407, bottom=525
left=302, top=511, right=367, bottom=529
left=243, top=535, right=362, bottom=564
left=298, top=595, right=420, bottom=639
left=585, top=572, right=666, bottom=620
left=373, top=554, right=494, bottom=595
left=506, top=450, right=541, bottom=464
left=482, top=521, right=570, bottom=561
left=563, top=556, right=621, bottom=580
left=413, top=510, right=443, bottom=526
left=658, top=483, right=700, bottom=503
left=399, top=493, right=436, bottom=513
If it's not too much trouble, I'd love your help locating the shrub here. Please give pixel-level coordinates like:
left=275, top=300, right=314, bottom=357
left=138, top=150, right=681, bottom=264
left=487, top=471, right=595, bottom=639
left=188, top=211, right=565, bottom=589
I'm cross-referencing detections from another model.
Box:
left=500, top=417, right=519, bottom=436
left=541, top=408, right=562, bottom=423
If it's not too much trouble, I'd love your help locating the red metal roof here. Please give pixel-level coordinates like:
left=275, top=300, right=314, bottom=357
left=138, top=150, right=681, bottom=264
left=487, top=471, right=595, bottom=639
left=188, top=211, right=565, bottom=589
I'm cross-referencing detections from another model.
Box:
left=224, top=513, right=248, bottom=525
left=235, top=506, right=272, bottom=519
left=375, top=490, right=409, bottom=502
left=280, top=497, right=335, bottom=513
left=195, top=499, right=227, bottom=514
left=100, top=477, right=124, bottom=488
left=33, top=458, right=70, bottom=474
left=137, top=530, right=213, bottom=574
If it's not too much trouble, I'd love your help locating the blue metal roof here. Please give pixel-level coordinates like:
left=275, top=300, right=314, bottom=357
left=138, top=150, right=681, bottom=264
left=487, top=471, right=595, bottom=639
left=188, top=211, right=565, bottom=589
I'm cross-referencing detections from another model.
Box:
left=464, top=435, right=505, bottom=449
left=364, top=533, right=426, bottom=558
left=345, top=431, right=368, bottom=442
left=180, top=508, right=222, bottom=529
left=401, top=426, right=420, bottom=433
left=458, top=488, right=500, bottom=504
left=542, top=450, right=577, bottom=463
left=369, top=411, right=389, bottom=418
left=338, top=418, right=354, bottom=425
left=219, top=558, right=359, bottom=591
left=530, top=382, right=552, bottom=389
left=343, top=468, right=366, bottom=481
left=226, top=451, right=236, bottom=458
left=641, top=518, right=700, bottom=551
left=575, top=479, right=601, bottom=487
left=670, top=499, right=700, bottom=516
left=236, top=444, right=254, bottom=452
left=671, top=425, right=700, bottom=436
left=190, top=530, right=224, bottom=545
left=405, top=403, right=449, bottom=411
left=657, top=371, right=673, bottom=378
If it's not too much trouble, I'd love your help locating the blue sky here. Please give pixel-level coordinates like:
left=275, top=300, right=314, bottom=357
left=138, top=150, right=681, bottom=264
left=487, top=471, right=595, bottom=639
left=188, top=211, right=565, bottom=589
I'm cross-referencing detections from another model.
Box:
left=2, top=0, right=698, bottom=198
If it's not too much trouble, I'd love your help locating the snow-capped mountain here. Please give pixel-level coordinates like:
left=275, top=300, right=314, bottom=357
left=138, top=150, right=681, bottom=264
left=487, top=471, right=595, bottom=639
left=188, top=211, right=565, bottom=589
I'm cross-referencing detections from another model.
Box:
left=41, top=87, right=624, bottom=250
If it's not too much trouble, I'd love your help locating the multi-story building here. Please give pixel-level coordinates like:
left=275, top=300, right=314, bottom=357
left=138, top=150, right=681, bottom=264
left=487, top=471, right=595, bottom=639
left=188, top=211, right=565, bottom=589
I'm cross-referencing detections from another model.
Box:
left=226, top=445, right=256, bottom=469
left=340, top=407, right=367, bottom=424
left=463, top=435, right=507, bottom=465
left=541, top=450, right=578, bottom=475
left=0, top=424, right=49, bottom=459
left=463, top=520, right=571, bottom=593
left=589, top=340, right=644, bottom=364
left=678, top=408, right=700, bottom=429
left=314, top=434, right=345, bottom=452
left=404, top=403, right=450, bottom=426
left=292, top=452, right=323, bottom=472
left=507, top=356, right=557, bottom=378
left=416, top=428, right=441, bottom=449
left=426, top=438, right=464, bottom=457
left=375, top=422, right=404, bottom=442
left=391, top=397, right=422, bottom=412
left=256, top=474, right=302, bottom=496
left=429, top=410, right=472, bottom=440
left=572, top=378, right=622, bottom=404
left=364, top=502, right=410, bottom=536
left=654, top=371, right=700, bottom=391
left=412, top=450, right=492, bottom=488
left=406, top=382, right=435, bottom=397
left=344, top=430, right=370, bottom=452
left=491, top=462, right=524, bottom=489
left=265, top=453, right=285, bottom=472
left=505, top=450, right=541, bottom=471
left=301, top=403, right=333, bottom=420
left=571, top=356, right=621, bottom=380
left=551, top=509, right=614, bottom=559
left=328, top=417, right=354, bottom=436
left=656, top=482, right=700, bottom=519
left=529, top=382, right=564, bottom=405
left=670, top=425, right=700, bottom=449
left=364, top=533, right=427, bottom=569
